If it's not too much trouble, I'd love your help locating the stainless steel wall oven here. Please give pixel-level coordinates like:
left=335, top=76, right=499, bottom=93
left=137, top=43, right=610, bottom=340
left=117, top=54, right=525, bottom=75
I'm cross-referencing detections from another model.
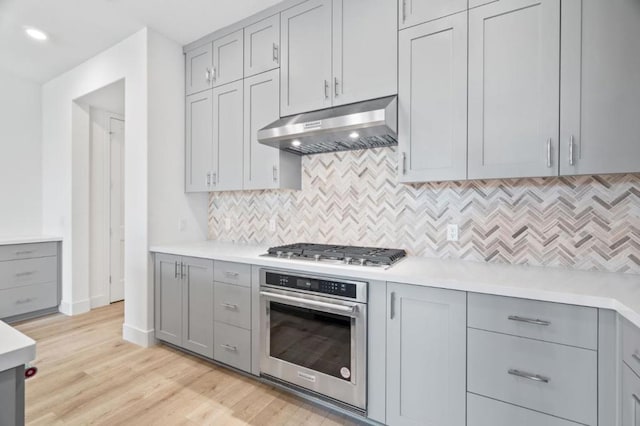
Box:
left=259, top=269, right=367, bottom=411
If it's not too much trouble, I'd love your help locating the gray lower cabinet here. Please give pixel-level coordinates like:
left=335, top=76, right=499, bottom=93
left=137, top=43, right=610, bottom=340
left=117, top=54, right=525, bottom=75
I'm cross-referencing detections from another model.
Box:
left=622, top=363, right=640, bottom=426
left=0, top=242, right=60, bottom=322
left=154, top=254, right=214, bottom=358
left=185, top=90, right=213, bottom=193
left=0, top=365, right=25, bottom=426
left=243, top=69, right=300, bottom=190
left=560, top=0, right=640, bottom=176
left=386, top=283, right=466, bottom=426
left=468, top=0, right=560, bottom=179
left=398, top=12, right=467, bottom=183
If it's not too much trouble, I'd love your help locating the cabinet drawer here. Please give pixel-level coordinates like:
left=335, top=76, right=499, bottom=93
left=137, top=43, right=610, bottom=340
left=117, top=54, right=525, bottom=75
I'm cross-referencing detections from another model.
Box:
left=622, top=363, right=640, bottom=426
left=623, top=318, right=640, bottom=378
left=214, top=282, right=250, bottom=329
left=468, top=292, right=597, bottom=349
left=0, top=283, right=58, bottom=319
left=0, top=257, right=57, bottom=290
left=0, top=242, right=57, bottom=262
left=467, top=393, right=582, bottom=426
left=213, top=261, right=250, bottom=287
left=468, top=328, right=597, bottom=425
left=214, top=322, right=251, bottom=372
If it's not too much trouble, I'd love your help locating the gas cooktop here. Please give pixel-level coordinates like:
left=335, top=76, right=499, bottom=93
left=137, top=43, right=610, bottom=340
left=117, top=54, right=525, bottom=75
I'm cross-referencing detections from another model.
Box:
left=262, top=243, right=407, bottom=268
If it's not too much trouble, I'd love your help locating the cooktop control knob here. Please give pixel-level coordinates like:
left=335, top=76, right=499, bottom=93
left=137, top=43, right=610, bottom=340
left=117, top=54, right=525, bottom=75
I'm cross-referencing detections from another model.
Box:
left=276, top=251, right=283, bottom=258
left=286, top=252, right=294, bottom=259
left=344, top=257, right=353, bottom=264
left=314, top=254, right=321, bottom=262
left=359, top=258, right=366, bottom=266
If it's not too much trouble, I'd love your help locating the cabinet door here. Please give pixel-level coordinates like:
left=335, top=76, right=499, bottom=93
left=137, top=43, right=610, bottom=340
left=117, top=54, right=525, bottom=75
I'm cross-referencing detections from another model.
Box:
left=468, top=0, right=560, bottom=179
left=399, top=0, right=467, bottom=29
left=213, top=81, right=244, bottom=191
left=387, top=283, right=466, bottom=426
left=154, top=253, right=182, bottom=346
left=332, top=0, right=397, bottom=106
left=244, top=14, right=280, bottom=78
left=398, top=13, right=467, bottom=183
left=212, top=30, right=244, bottom=87
left=181, top=257, right=214, bottom=358
left=281, top=0, right=332, bottom=116
left=560, top=0, right=640, bottom=176
left=244, top=69, right=281, bottom=190
left=185, top=90, right=213, bottom=193
left=622, top=364, right=640, bottom=426
left=185, top=43, right=213, bottom=95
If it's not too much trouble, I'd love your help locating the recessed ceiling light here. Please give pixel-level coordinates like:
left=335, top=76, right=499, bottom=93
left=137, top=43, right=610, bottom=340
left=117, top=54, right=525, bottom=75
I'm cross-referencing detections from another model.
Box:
left=25, top=27, right=48, bottom=41
left=349, top=131, right=359, bottom=139
left=291, top=140, right=302, bottom=147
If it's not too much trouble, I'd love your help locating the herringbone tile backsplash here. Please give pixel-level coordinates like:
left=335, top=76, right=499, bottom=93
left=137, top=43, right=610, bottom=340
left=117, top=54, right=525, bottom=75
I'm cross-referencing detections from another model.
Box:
left=209, top=147, right=640, bottom=274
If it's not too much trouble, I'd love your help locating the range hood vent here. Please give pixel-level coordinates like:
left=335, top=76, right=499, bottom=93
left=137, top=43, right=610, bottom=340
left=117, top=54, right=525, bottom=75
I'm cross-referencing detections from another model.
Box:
left=257, top=96, right=397, bottom=156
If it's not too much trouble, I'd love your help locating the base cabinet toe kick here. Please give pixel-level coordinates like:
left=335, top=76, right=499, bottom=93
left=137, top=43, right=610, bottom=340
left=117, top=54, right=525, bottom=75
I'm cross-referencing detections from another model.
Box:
left=151, top=253, right=629, bottom=426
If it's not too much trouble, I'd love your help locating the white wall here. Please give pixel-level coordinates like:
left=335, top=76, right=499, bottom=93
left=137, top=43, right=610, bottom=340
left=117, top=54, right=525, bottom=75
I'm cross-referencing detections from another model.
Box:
left=42, top=27, right=207, bottom=348
left=0, top=70, right=42, bottom=236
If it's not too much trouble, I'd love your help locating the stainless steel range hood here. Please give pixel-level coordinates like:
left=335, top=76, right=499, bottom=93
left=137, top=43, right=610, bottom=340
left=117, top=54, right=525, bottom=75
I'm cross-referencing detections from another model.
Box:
left=257, top=96, right=397, bottom=155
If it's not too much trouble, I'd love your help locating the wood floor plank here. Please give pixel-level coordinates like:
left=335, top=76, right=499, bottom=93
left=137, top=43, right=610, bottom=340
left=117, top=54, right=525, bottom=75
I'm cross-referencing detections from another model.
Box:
left=14, top=302, right=364, bottom=425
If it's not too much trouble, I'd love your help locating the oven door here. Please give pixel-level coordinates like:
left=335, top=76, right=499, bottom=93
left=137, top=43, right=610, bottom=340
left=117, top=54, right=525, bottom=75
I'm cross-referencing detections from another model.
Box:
left=260, top=287, right=367, bottom=410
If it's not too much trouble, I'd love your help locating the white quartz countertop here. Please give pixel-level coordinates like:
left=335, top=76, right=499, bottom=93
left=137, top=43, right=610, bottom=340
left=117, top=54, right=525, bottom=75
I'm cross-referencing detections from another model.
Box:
left=0, top=321, right=35, bottom=372
left=150, top=240, right=640, bottom=327
left=0, top=235, right=62, bottom=246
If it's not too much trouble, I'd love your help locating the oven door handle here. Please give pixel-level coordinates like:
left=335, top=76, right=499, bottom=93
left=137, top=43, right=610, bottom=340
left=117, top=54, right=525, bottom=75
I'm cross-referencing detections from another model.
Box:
left=260, top=291, right=359, bottom=315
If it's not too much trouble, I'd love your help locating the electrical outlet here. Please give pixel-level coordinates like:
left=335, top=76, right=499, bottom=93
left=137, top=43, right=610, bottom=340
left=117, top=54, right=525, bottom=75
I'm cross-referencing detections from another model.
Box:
left=269, top=218, right=277, bottom=232
left=178, top=218, right=187, bottom=232
left=225, top=218, right=231, bottom=231
left=446, top=224, right=459, bottom=242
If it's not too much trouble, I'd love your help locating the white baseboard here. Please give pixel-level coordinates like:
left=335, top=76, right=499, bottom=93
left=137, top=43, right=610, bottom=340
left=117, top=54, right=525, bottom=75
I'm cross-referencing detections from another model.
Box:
left=90, top=295, right=110, bottom=309
left=58, top=299, right=91, bottom=316
left=123, top=323, right=157, bottom=348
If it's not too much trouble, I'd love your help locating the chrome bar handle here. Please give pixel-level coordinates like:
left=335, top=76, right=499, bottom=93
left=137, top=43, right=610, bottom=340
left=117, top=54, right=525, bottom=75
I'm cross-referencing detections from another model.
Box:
left=324, top=80, right=329, bottom=99
left=221, top=344, right=238, bottom=352
left=212, top=67, right=217, bottom=82
left=401, top=152, right=407, bottom=175
left=334, top=77, right=339, bottom=97
left=181, top=262, right=186, bottom=279
left=260, top=291, right=358, bottom=314
left=206, top=172, right=211, bottom=187
left=546, top=138, right=552, bottom=168
left=174, top=261, right=179, bottom=279
left=508, top=315, right=551, bottom=326
left=402, top=0, right=407, bottom=23
left=221, top=302, right=238, bottom=310
left=16, top=298, right=34, bottom=305
left=224, top=271, right=239, bottom=278
left=273, top=43, right=279, bottom=63
left=205, top=68, right=211, bottom=84
left=212, top=172, right=217, bottom=186
left=390, top=292, right=396, bottom=319
left=15, top=271, right=36, bottom=277
left=569, top=135, right=575, bottom=166
left=273, top=165, right=278, bottom=182
left=508, top=369, right=550, bottom=384
left=15, top=250, right=34, bottom=256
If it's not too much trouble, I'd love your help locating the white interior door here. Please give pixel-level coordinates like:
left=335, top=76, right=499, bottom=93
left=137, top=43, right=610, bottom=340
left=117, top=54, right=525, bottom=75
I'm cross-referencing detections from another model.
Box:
left=109, top=117, right=125, bottom=303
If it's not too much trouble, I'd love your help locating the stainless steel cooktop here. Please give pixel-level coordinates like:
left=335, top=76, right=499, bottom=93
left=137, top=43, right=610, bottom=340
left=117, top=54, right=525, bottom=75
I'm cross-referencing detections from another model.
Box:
left=262, top=243, right=406, bottom=268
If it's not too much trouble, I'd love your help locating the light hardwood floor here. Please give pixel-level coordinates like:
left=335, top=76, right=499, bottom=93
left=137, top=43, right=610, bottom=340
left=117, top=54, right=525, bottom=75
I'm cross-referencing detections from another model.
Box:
left=14, top=303, right=361, bottom=425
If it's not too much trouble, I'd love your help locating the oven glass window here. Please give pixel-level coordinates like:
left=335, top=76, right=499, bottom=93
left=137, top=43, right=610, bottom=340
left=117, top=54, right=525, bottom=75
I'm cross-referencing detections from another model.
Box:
left=269, top=302, right=352, bottom=381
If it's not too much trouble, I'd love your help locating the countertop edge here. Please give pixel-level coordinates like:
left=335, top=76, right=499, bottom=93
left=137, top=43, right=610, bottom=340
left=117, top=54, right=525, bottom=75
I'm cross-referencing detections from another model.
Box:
left=0, top=236, right=63, bottom=246
left=0, top=321, right=36, bottom=373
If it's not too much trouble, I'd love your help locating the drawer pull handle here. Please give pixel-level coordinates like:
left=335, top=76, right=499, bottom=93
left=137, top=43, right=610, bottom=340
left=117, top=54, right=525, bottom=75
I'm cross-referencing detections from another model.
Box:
left=632, top=352, right=640, bottom=363
left=508, top=369, right=550, bottom=383
left=633, top=393, right=640, bottom=404
left=16, top=271, right=36, bottom=277
left=15, top=250, right=34, bottom=256
left=16, top=298, right=34, bottom=305
left=224, top=271, right=240, bottom=278
left=508, top=315, right=551, bottom=326
left=221, top=302, right=238, bottom=310
left=221, top=344, right=237, bottom=352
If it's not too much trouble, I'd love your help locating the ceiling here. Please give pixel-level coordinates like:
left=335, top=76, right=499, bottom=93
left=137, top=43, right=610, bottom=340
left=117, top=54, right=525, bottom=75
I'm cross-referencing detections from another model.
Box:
left=0, top=0, right=282, bottom=84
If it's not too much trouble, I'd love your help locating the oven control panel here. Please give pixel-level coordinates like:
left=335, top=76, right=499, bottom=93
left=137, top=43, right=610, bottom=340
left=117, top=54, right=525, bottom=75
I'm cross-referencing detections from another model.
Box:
left=264, top=272, right=357, bottom=299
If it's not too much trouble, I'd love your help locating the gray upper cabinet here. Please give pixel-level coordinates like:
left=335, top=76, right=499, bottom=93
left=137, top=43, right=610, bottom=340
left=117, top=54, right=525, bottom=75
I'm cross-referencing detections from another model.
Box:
left=185, top=90, right=213, bottom=193
left=398, top=12, right=467, bottom=183
left=468, top=0, right=560, bottom=180
left=154, top=253, right=183, bottom=346
left=399, top=0, right=467, bottom=29
left=244, top=14, right=280, bottom=78
left=181, top=257, right=214, bottom=358
left=213, top=80, right=244, bottom=191
left=560, top=0, right=640, bottom=176
left=185, top=44, right=213, bottom=95
left=244, top=69, right=301, bottom=190
left=332, top=0, right=397, bottom=106
left=280, top=0, right=333, bottom=116
left=386, top=283, right=466, bottom=426
left=212, top=30, right=244, bottom=87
